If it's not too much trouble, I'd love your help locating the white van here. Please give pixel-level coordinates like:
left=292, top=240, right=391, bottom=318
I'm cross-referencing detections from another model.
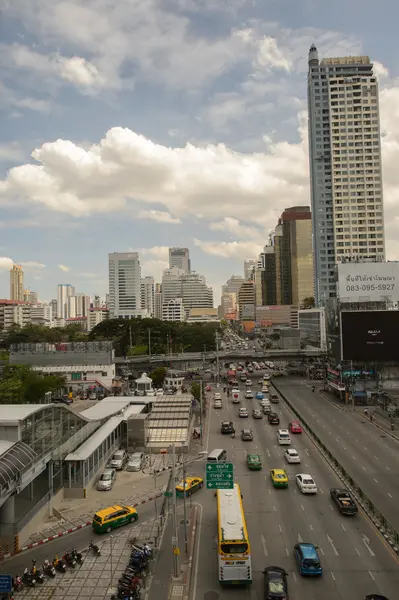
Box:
left=232, top=389, right=240, bottom=404
left=277, top=429, right=291, bottom=445
left=207, top=449, right=227, bottom=462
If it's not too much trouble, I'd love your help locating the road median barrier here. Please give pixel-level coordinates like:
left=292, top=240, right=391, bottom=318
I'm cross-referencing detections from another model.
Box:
left=272, top=381, right=399, bottom=556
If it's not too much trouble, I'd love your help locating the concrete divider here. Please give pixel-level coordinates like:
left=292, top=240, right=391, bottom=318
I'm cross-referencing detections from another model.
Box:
left=272, top=380, right=399, bottom=556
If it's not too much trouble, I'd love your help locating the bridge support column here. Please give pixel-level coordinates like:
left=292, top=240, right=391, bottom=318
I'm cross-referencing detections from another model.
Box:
left=0, top=495, right=16, bottom=550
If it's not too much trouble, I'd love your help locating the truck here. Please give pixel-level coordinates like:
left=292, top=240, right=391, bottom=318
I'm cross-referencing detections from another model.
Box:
left=330, top=488, right=358, bottom=515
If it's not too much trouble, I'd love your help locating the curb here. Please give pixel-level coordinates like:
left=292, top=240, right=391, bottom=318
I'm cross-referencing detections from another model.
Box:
left=0, top=491, right=163, bottom=561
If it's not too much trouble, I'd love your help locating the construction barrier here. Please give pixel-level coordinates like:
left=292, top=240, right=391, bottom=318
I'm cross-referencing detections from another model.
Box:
left=14, top=535, right=20, bottom=554
left=272, top=380, right=399, bottom=555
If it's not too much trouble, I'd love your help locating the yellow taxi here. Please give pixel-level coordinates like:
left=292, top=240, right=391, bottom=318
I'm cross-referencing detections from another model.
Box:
left=270, top=469, right=289, bottom=488
left=175, top=476, right=204, bottom=497
left=92, top=505, right=138, bottom=534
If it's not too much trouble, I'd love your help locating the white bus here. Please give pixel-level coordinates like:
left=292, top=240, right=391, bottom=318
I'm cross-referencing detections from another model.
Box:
left=216, top=484, right=252, bottom=585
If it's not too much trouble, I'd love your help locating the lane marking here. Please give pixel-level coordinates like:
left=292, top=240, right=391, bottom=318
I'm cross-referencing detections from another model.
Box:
left=261, top=534, right=268, bottom=557
left=298, top=533, right=303, bottom=543
left=362, top=535, right=375, bottom=557
left=309, top=524, right=313, bottom=531
left=192, top=503, right=203, bottom=600
left=273, top=505, right=276, bottom=512
left=278, top=524, right=283, bottom=532
left=301, top=504, right=305, bottom=511
left=336, top=438, right=340, bottom=442
left=319, top=546, right=324, bottom=555
left=355, top=548, right=361, bottom=556
left=374, top=456, right=379, bottom=461
left=368, top=571, right=375, bottom=581
left=373, top=478, right=379, bottom=484
left=386, top=466, right=391, bottom=471
left=327, top=534, right=339, bottom=556
left=285, top=548, right=289, bottom=556
left=329, top=504, right=334, bottom=511
left=341, top=524, right=346, bottom=532
left=319, top=488, right=324, bottom=494
left=388, top=493, right=393, bottom=499
left=305, top=449, right=310, bottom=456
left=361, top=466, right=367, bottom=471
left=352, top=456, right=356, bottom=460
left=331, top=572, right=336, bottom=581
left=266, top=449, right=271, bottom=458
left=292, top=572, right=297, bottom=583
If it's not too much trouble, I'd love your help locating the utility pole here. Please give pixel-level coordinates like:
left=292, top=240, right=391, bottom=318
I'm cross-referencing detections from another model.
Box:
left=215, top=331, right=220, bottom=385
left=199, top=380, right=203, bottom=441
left=182, top=457, right=188, bottom=554
left=148, top=328, right=152, bottom=366
left=351, top=360, right=355, bottom=412
left=171, top=444, right=180, bottom=577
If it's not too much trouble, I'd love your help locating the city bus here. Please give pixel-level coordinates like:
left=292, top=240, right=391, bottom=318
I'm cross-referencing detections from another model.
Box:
left=216, top=483, right=252, bottom=585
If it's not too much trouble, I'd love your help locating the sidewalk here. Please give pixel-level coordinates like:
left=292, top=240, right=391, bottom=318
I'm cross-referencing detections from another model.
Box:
left=16, top=517, right=163, bottom=600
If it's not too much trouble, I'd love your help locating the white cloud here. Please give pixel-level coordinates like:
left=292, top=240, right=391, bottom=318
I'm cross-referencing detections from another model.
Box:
left=0, top=142, right=26, bottom=163
left=139, top=246, right=170, bottom=261
left=20, top=261, right=46, bottom=269
left=0, top=257, right=13, bottom=270
left=194, top=239, right=263, bottom=259
left=58, top=264, right=71, bottom=272
left=374, top=61, right=389, bottom=80
left=0, top=122, right=309, bottom=230
left=255, top=36, right=292, bottom=72
left=209, top=217, right=264, bottom=240
left=137, top=210, right=182, bottom=224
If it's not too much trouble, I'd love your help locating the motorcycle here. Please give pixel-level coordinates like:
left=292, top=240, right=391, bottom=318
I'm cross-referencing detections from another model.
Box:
left=12, top=576, right=23, bottom=592
left=53, top=557, right=67, bottom=573
left=89, top=541, right=101, bottom=556
left=31, top=560, right=44, bottom=584
left=63, top=551, right=77, bottom=568
left=22, top=568, right=35, bottom=587
left=69, top=548, right=83, bottom=564
left=131, top=543, right=153, bottom=559
left=43, top=559, right=56, bottom=577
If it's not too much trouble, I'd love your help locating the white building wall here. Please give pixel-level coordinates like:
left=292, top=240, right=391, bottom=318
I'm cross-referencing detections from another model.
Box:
left=108, top=252, right=144, bottom=318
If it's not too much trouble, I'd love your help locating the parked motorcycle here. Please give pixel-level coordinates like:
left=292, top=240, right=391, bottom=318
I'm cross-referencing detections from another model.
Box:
left=22, top=568, right=35, bottom=587
left=31, top=560, right=44, bottom=584
left=53, top=556, right=67, bottom=573
left=89, top=541, right=101, bottom=556
left=42, top=559, right=56, bottom=577
left=69, top=548, right=83, bottom=564
left=12, top=576, right=23, bottom=592
left=63, top=551, right=77, bottom=568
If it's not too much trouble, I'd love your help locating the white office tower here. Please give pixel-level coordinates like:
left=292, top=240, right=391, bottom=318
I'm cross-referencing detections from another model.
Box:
left=140, top=276, right=155, bottom=316
left=161, top=268, right=213, bottom=319
left=244, top=259, right=256, bottom=281
left=162, top=298, right=185, bottom=322
left=57, top=284, right=75, bottom=319
left=66, top=294, right=90, bottom=319
left=307, top=45, right=385, bottom=306
left=154, top=283, right=162, bottom=319
left=162, top=268, right=185, bottom=304
left=169, top=247, right=191, bottom=273
left=108, top=252, right=144, bottom=319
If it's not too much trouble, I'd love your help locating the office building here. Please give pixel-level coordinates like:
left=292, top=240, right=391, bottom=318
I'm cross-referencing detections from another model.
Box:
left=140, top=276, right=155, bottom=316
left=244, top=259, right=256, bottom=281
left=10, top=265, right=24, bottom=301
left=50, top=299, right=58, bottom=319
left=162, top=298, right=185, bottom=322
left=108, top=252, right=143, bottom=319
left=169, top=247, right=191, bottom=273
left=298, top=307, right=327, bottom=351
left=238, top=281, right=255, bottom=321
left=162, top=268, right=185, bottom=305
left=274, top=206, right=313, bottom=307
left=66, top=294, right=90, bottom=319
left=308, top=45, right=385, bottom=305
left=0, top=300, right=31, bottom=330
left=255, top=246, right=277, bottom=306
left=154, top=283, right=162, bottom=320
left=161, top=268, right=213, bottom=318
left=30, top=303, right=52, bottom=326
left=57, top=284, right=75, bottom=319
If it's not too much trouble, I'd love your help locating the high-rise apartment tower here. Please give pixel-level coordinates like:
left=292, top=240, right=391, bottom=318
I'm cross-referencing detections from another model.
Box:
left=10, top=265, right=24, bottom=301
left=307, top=45, right=385, bottom=305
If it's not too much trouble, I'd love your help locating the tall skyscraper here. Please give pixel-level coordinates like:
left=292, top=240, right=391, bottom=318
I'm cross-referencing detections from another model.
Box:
left=57, top=284, right=75, bottom=318
left=169, top=247, right=190, bottom=273
left=154, top=283, right=162, bottom=319
left=161, top=267, right=213, bottom=318
left=108, top=252, right=143, bottom=319
left=244, top=259, right=256, bottom=281
left=274, top=206, right=314, bottom=307
left=10, top=265, right=24, bottom=301
left=307, top=45, right=385, bottom=306
left=140, top=276, right=155, bottom=316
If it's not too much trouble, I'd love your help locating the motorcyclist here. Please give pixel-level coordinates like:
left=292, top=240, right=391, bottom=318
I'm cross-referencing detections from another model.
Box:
left=231, top=431, right=235, bottom=439
left=312, top=385, right=315, bottom=392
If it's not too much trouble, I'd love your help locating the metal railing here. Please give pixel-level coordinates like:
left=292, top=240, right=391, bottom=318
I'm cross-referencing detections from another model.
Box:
left=272, top=380, right=399, bottom=555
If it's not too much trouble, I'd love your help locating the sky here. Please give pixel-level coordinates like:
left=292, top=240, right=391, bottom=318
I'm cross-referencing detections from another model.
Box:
left=1, top=0, right=399, bottom=305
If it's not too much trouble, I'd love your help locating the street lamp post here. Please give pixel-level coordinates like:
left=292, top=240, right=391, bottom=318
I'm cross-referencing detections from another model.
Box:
left=171, top=444, right=179, bottom=578
left=182, top=456, right=188, bottom=554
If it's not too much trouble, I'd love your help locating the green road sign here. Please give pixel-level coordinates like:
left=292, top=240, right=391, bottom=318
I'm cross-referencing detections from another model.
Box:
left=164, top=491, right=173, bottom=497
left=206, top=462, right=234, bottom=489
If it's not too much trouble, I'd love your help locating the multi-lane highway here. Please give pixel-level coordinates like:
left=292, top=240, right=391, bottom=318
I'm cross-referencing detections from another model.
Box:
left=190, top=378, right=399, bottom=600
left=273, top=378, right=399, bottom=531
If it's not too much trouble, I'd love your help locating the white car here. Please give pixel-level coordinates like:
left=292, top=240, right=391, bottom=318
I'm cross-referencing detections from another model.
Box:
left=277, top=429, right=291, bottom=445
left=245, top=379, right=252, bottom=386
left=259, top=378, right=264, bottom=385
left=296, top=474, right=317, bottom=494
left=239, top=407, right=249, bottom=418
left=260, top=399, right=270, bottom=408
left=214, top=392, right=222, bottom=400
left=262, top=386, right=269, bottom=393
left=245, top=390, right=254, bottom=399
left=284, top=448, right=301, bottom=464
left=214, top=399, right=222, bottom=409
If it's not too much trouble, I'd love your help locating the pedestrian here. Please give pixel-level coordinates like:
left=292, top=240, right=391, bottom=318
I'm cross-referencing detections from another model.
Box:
left=364, top=408, right=368, bottom=417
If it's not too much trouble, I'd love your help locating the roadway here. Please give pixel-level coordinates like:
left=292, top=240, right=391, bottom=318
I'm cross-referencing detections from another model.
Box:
left=0, top=498, right=159, bottom=576
left=273, top=378, right=399, bottom=532
left=190, top=379, right=399, bottom=600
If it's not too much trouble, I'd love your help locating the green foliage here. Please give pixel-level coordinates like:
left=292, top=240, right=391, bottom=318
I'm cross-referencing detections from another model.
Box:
left=269, top=332, right=280, bottom=341
left=0, top=365, right=66, bottom=404
left=89, top=318, right=219, bottom=356
left=1, top=323, right=89, bottom=348
left=150, top=367, right=167, bottom=387
left=127, top=345, right=148, bottom=356
left=302, top=297, right=315, bottom=309
left=191, top=382, right=202, bottom=402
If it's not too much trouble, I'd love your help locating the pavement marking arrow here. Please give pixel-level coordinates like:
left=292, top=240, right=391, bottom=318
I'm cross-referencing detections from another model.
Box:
left=297, top=533, right=303, bottom=543
left=261, top=535, right=268, bottom=557
left=362, top=535, right=375, bottom=557
left=327, top=534, right=339, bottom=556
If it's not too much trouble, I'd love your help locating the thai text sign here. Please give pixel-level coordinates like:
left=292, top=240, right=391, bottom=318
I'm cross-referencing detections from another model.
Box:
left=338, top=262, right=399, bottom=302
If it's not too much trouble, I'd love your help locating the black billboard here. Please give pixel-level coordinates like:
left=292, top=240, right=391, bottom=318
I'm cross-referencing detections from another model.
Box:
left=341, top=310, right=399, bottom=362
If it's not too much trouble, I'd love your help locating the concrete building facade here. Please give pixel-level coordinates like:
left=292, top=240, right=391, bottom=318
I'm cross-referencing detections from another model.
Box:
left=108, top=252, right=143, bottom=319
left=10, top=265, right=24, bottom=302
left=169, top=247, right=190, bottom=273
left=308, top=45, right=385, bottom=305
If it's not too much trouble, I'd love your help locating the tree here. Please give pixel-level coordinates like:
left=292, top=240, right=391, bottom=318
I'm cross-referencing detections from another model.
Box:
left=302, top=297, right=315, bottom=309
left=0, top=365, right=66, bottom=404
left=150, top=367, right=167, bottom=387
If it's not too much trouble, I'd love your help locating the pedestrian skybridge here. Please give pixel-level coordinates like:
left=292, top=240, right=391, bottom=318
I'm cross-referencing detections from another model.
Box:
left=0, top=442, right=38, bottom=498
